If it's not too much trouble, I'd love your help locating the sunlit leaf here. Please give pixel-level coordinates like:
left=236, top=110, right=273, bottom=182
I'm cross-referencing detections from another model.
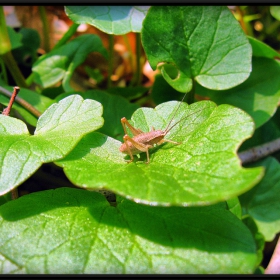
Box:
left=0, top=95, right=103, bottom=195
left=142, top=6, right=252, bottom=92
left=0, top=187, right=257, bottom=273
left=65, top=6, right=150, bottom=35
left=57, top=100, right=263, bottom=206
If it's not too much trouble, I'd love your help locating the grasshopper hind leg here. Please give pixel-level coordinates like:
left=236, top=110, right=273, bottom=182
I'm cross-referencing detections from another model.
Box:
left=123, top=134, right=153, bottom=164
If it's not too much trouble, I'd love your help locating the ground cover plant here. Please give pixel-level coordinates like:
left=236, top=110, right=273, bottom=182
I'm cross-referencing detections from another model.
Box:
left=0, top=5, right=280, bottom=274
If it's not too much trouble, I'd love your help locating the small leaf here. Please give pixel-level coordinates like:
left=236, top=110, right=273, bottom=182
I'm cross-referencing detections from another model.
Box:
left=239, top=157, right=280, bottom=241
left=242, top=216, right=265, bottom=267
left=142, top=6, right=252, bottom=92
left=107, top=86, right=148, bottom=101
left=0, top=187, right=257, bottom=273
left=248, top=36, right=280, bottom=59
left=196, top=57, right=280, bottom=128
left=270, top=6, right=280, bottom=20
left=151, top=74, right=186, bottom=105
left=32, top=34, right=108, bottom=92
left=65, top=6, right=150, bottom=35
left=226, top=197, right=242, bottom=219
left=57, top=100, right=263, bottom=206
left=7, top=26, right=22, bottom=50
left=0, top=95, right=103, bottom=195
left=12, top=28, right=41, bottom=67
left=239, top=109, right=280, bottom=152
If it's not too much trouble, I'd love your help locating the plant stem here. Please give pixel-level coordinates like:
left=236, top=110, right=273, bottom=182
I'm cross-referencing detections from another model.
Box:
left=238, top=138, right=280, bottom=164
left=39, top=6, right=50, bottom=53
left=0, top=7, right=27, bottom=88
left=0, top=85, right=41, bottom=117
left=186, top=80, right=195, bottom=104
left=1, top=51, right=28, bottom=88
left=0, top=58, right=8, bottom=84
left=135, top=33, right=142, bottom=86
left=0, top=6, right=11, bottom=55
left=52, top=23, right=80, bottom=51
left=107, top=34, right=114, bottom=88
left=2, top=86, right=21, bottom=200
left=25, top=72, right=34, bottom=87
left=2, top=86, right=20, bottom=116
left=122, top=34, right=134, bottom=85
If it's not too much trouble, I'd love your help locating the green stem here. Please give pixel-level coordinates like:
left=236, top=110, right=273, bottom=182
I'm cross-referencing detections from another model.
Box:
left=25, top=72, right=34, bottom=87
left=0, top=6, right=11, bottom=55
left=0, top=6, right=27, bottom=88
left=1, top=51, right=28, bottom=88
left=52, top=23, right=80, bottom=50
left=0, top=58, right=8, bottom=84
left=135, top=33, right=142, bottom=86
left=266, top=20, right=280, bottom=35
left=107, top=34, right=114, bottom=88
left=186, top=80, right=196, bottom=104
left=0, top=85, right=41, bottom=117
left=39, top=6, right=50, bottom=52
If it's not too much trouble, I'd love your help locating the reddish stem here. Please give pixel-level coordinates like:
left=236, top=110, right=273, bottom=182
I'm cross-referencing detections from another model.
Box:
left=2, top=86, right=20, bottom=199
left=2, top=86, right=20, bottom=116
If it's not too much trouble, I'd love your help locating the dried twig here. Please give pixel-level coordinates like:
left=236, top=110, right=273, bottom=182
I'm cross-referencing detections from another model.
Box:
left=238, top=138, right=280, bottom=164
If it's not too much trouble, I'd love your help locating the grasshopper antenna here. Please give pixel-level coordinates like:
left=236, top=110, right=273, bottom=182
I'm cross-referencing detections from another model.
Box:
left=165, top=106, right=206, bottom=135
left=164, top=91, right=188, bottom=133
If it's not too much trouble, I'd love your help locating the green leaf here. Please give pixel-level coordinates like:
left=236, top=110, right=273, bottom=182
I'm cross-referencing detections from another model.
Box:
left=239, top=108, right=280, bottom=152
left=85, top=66, right=104, bottom=84
left=226, top=197, right=242, bottom=219
left=0, top=81, right=54, bottom=126
left=242, top=215, right=265, bottom=267
left=151, top=74, right=185, bottom=105
left=65, top=6, right=150, bottom=35
left=56, top=90, right=139, bottom=141
left=107, top=86, right=149, bottom=101
left=7, top=26, right=22, bottom=50
left=12, top=28, right=41, bottom=67
left=196, top=57, right=280, bottom=128
left=0, top=95, right=103, bottom=195
left=0, top=187, right=257, bottom=273
left=142, top=6, right=252, bottom=92
left=239, top=157, right=280, bottom=241
left=248, top=36, right=280, bottom=59
left=57, top=100, right=263, bottom=206
left=32, top=34, right=108, bottom=92
left=270, top=6, right=280, bottom=20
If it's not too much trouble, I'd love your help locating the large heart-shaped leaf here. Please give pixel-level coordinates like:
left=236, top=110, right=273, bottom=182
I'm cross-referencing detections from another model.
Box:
left=239, top=157, right=280, bottom=242
left=56, top=100, right=263, bottom=206
left=196, top=57, right=280, bottom=128
left=0, top=187, right=258, bottom=274
left=32, top=34, right=108, bottom=92
left=142, top=6, right=252, bottom=92
left=65, top=6, right=150, bottom=35
left=0, top=95, right=103, bottom=195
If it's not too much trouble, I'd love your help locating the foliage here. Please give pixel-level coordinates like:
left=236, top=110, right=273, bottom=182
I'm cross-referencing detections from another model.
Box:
left=0, top=5, right=280, bottom=274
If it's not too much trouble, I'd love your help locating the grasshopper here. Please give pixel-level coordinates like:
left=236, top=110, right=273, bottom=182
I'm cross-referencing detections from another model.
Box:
left=120, top=92, right=195, bottom=163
